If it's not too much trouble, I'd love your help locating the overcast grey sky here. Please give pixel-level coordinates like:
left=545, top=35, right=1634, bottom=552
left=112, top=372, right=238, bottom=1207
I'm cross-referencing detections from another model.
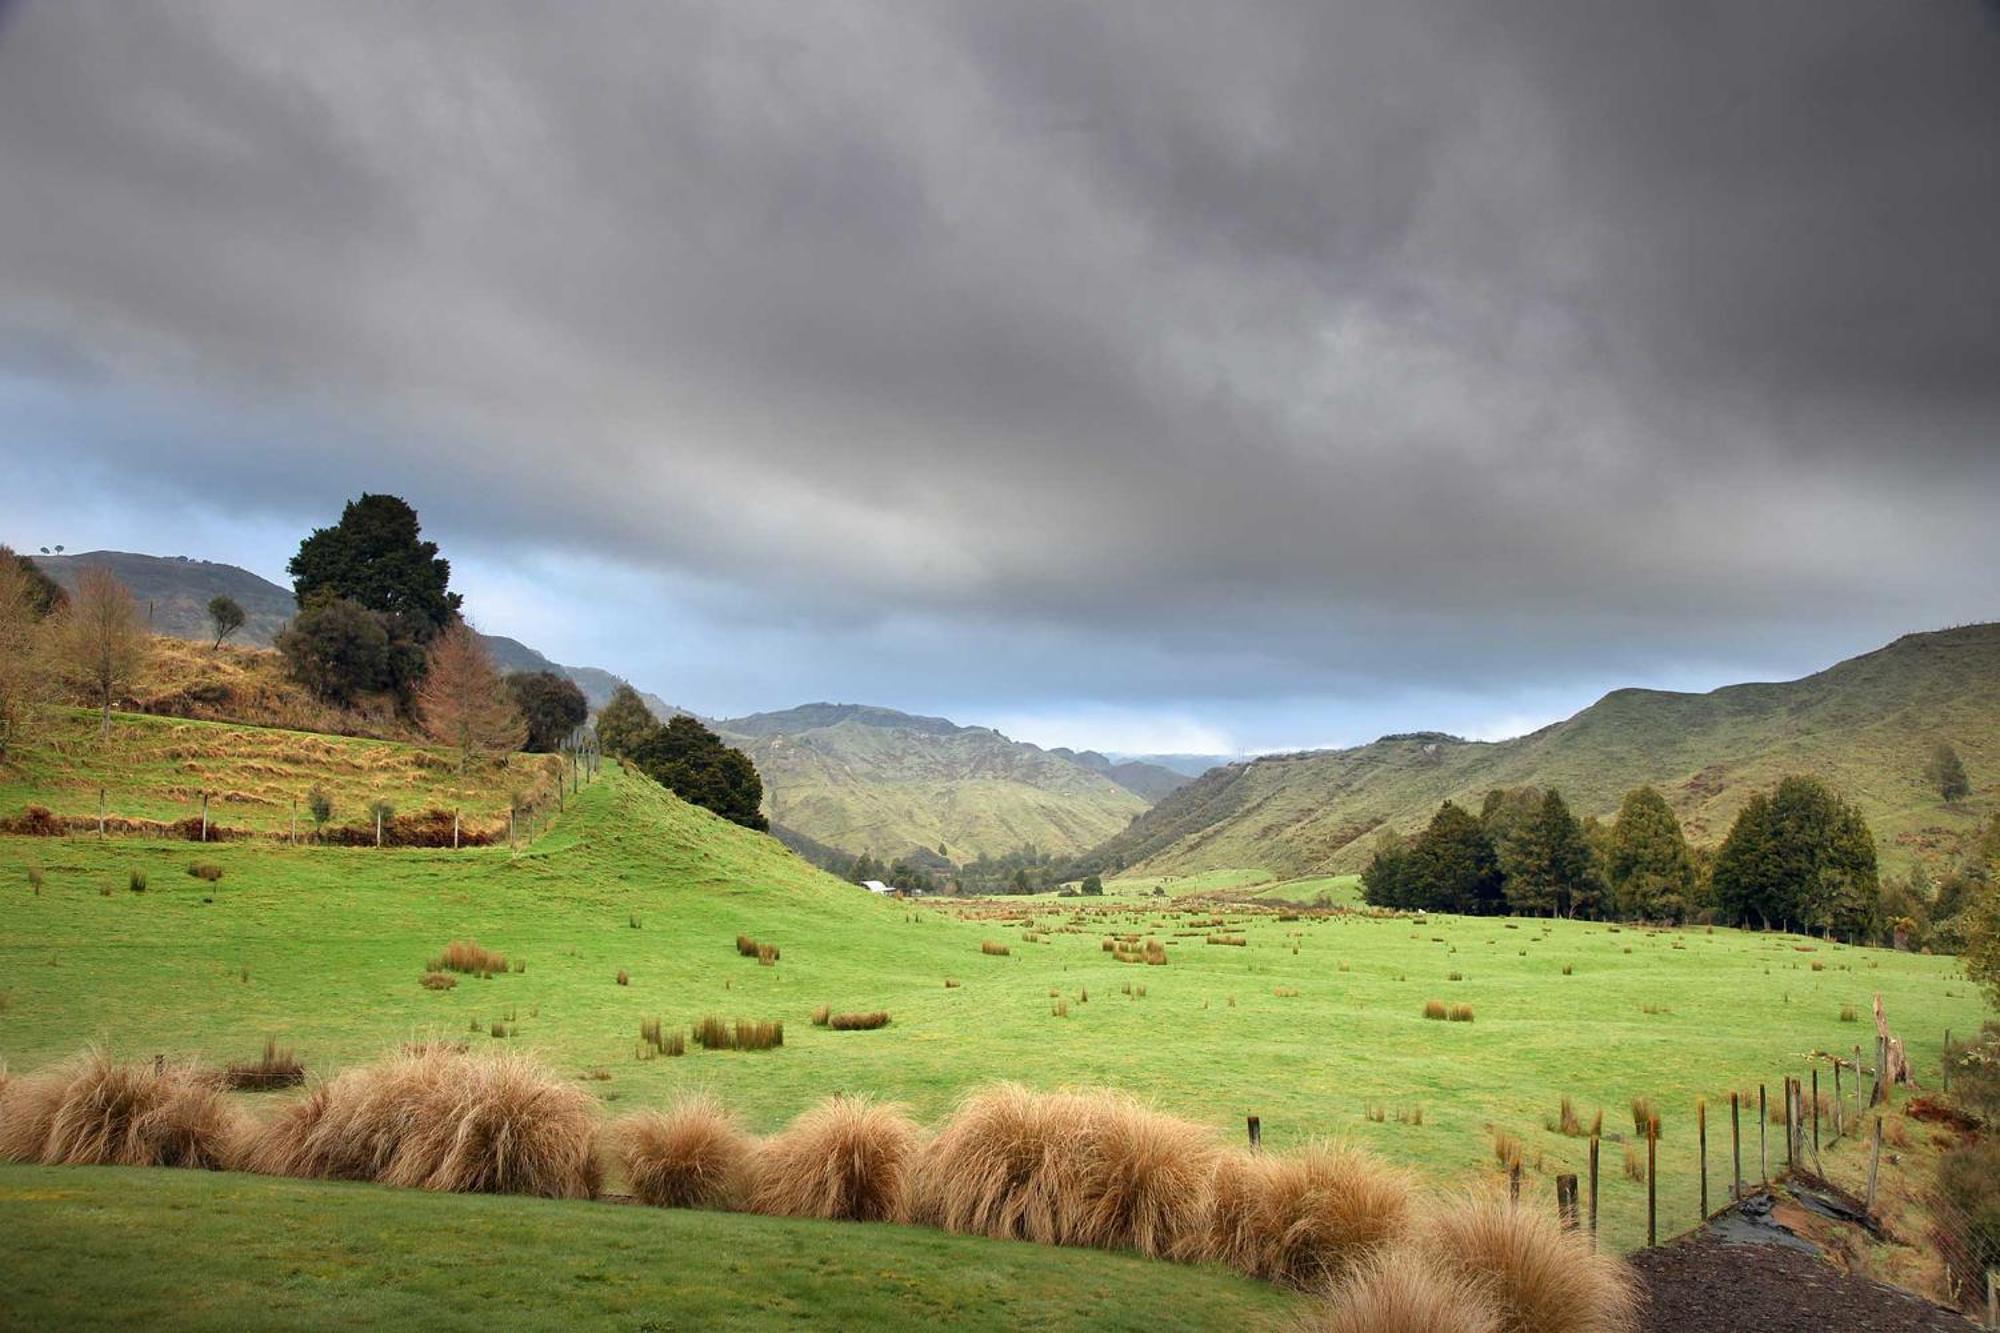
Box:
left=2, top=1, right=1996, bottom=754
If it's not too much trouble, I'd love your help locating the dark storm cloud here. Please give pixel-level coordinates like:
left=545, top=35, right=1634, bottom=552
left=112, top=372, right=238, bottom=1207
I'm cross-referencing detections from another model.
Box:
left=1, top=0, right=1995, bottom=743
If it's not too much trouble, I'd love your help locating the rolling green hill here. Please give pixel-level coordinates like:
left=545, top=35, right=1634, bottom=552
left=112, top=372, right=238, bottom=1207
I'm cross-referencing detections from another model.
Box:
left=1090, top=624, right=2000, bottom=880
left=716, top=704, right=1150, bottom=862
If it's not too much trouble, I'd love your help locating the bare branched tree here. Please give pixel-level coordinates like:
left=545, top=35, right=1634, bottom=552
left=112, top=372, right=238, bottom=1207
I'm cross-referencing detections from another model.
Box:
left=416, top=621, right=526, bottom=774
left=53, top=566, right=148, bottom=739
left=0, top=555, right=50, bottom=757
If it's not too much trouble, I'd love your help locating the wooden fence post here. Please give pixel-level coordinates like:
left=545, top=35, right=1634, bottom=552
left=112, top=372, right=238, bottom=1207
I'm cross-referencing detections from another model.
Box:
left=98, top=787, right=107, bottom=839
left=1854, top=1044, right=1863, bottom=1126
left=200, top=791, right=210, bottom=843
left=1759, top=1084, right=1768, bottom=1187
left=1783, top=1077, right=1794, bottom=1170
left=1698, top=1098, right=1708, bottom=1218
left=1557, top=1174, right=1579, bottom=1231
left=1834, top=1061, right=1843, bottom=1139
left=452, top=808, right=461, bottom=850
left=1865, top=1116, right=1883, bottom=1217
left=1812, top=1068, right=1821, bottom=1158
left=1647, top=1118, right=1658, bottom=1245
left=1246, top=1115, right=1261, bottom=1151
left=375, top=807, right=383, bottom=848
left=508, top=807, right=515, bottom=850
left=1731, top=1092, right=1742, bottom=1201
left=1588, top=1135, right=1600, bottom=1246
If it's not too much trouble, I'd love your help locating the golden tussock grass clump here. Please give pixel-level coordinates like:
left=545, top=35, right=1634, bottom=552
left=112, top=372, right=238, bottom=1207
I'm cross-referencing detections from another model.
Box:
left=827, top=1011, right=890, bottom=1031
left=1423, top=1000, right=1448, bottom=1021
left=0, top=1050, right=244, bottom=1170
left=1188, top=1142, right=1415, bottom=1289
left=237, top=1047, right=601, bottom=1198
left=981, top=940, right=1011, bottom=956
left=225, top=1037, right=305, bottom=1091
left=810, top=1004, right=831, bottom=1026
left=1448, top=1004, right=1475, bottom=1023
left=1303, top=1251, right=1502, bottom=1333
left=1421, top=1195, right=1639, bottom=1333
left=614, top=1092, right=755, bottom=1210
left=749, top=1094, right=920, bottom=1222
left=911, top=1085, right=1223, bottom=1257
left=419, top=971, right=457, bottom=991
left=429, top=939, right=508, bottom=976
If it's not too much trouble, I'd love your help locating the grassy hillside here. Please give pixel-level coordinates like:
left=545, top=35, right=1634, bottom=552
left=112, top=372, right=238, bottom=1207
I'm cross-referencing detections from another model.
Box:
left=1, top=757, right=1983, bottom=1254
left=1092, top=624, right=2000, bottom=880
left=0, top=1166, right=1290, bottom=1331
left=718, top=705, right=1149, bottom=862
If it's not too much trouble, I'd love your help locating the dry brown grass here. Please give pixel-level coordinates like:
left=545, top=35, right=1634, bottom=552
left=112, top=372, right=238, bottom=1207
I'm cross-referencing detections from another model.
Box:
left=1304, top=1251, right=1503, bottom=1333
left=614, top=1092, right=754, bottom=1210
left=810, top=1004, right=831, bottom=1026
left=1423, top=999, right=1448, bottom=1021
left=981, top=940, right=1011, bottom=956
left=0, top=1050, right=243, bottom=1169
left=827, top=1011, right=891, bottom=1031
left=909, top=1084, right=1220, bottom=1259
left=225, top=1038, right=305, bottom=1091
left=1188, top=1142, right=1415, bottom=1289
left=750, top=1094, right=920, bottom=1222
left=1622, top=1142, right=1645, bottom=1182
left=428, top=939, right=508, bottom=976
left=1422, top=1194, right=1638, bottom=1333
left=1448, top=1004, right=1475, bottom=1023
left=236, top=1046, right=600, bottom=1198
left=418, top=971, right=457, bottom=991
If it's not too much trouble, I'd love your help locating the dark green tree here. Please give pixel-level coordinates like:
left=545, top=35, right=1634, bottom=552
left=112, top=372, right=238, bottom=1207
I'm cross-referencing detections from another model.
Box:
left=1503, top=789, right=1599, bottom=917
left=275, top=596, right=391, bottom=705
left=1080, top=873, right=1104, bottom=896
left=1712, top=775, right=1878, bottom=936
left=206, top=594, right=245, bottom=647
left=288, top=494, right=461, bottom=637
left=1479, top=786, right=1543, bottom=852
left=594, top=683, right=658, bottom=759
left=5, top=549, right=66, bottom=617
left=628, top=714, right=767, bottom=831
left=1361, top=831, right=1416, bottom=910
left=1927, top=741, right=1971, bottom=803
left=1607, top=786, right=1697, bottom=922
left=507, top=671, right=589, bottom=753
left=1402, top=801, right=1505, bottom=915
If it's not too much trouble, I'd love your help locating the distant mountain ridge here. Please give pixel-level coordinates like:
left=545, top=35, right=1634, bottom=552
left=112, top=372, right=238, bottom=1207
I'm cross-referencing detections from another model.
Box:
left=715, top=704, right=1154, bottom=862
left=1085, top=624, right=2000, bottom=880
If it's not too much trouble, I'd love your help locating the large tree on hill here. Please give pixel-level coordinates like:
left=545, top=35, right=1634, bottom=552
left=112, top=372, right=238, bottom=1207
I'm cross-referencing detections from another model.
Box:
left=417, top=623, right=526, bottom=774
left=1927, top=741, right=1971, bottom=803
left=289, top=494, right=461, bottom=637
left=1398, top=801, right=1505, bottom=915
left=1607, top=786, right=1697, bottom=922
left=628, top=714, right=768, bottom=831
left=594, top=683, right=658, bottom=758
left=288, top=494, right=459, bottom=703
left=507, top=670, right=589, bottom=754
left=1712, top=775, right=1878, bottom=936
left=1503, top=789, right=1600, bottom=917
left=276, top=596, right=392, bottom=705
left=51, top=566, right=149, bottom=738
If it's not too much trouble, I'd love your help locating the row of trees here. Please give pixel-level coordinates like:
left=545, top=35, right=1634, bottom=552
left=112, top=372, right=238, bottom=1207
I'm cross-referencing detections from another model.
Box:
left=1363, top=777, right=1894, bottom=939
left=595, top=684, right=767, bottom=831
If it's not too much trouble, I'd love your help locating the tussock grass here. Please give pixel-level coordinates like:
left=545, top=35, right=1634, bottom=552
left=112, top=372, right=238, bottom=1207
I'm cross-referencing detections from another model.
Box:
left=428, top=939, right=508, bottom=976
left=1422, top=1000, right=1448, bottom=1021
left=1448, top=1004, right=1475, bottom=1023
left=1189, top=1142, right=1414, bottom=1289
left=637, top=1018, right=684, bottom=1057
left=750, top=1094, right=919, bottom=1222
left=1492, top=1130, right=1523, bottom=1170
left=237, top=1046, right=600, bottom=1198
left=1839, top=1004, right=1857, bottom=1022
left=615, top=969, right=629, bottom=986
left=225, top=1038, right=305, bottom=1091
left=980, top=940, right=1011, bottom=956
left=827, top=1011, right=890, bottom=1031
left=909, top=1084, right=1220, bottom=1259
left=1423, top=1194, right=1638, bottom=1333
left=187, top=862, right=224, bottom=882
left=418, top=971, right=457, bottom=991
left=810, top=1005, right=831, bottom=1026
left=692, top=1017, right=783, bottom=1051
left=1629, top=1098, right=1658, bottom=1138
left=0, top=1050, right=242, bottom=1169
left=128, top=869, right=148, bottom=894
left=1306, top=1251, right=1502, bottom=1333
left=1622, top=1142, right=1645, bottom=1182
left=614, top=1091, right=754, bottom=1210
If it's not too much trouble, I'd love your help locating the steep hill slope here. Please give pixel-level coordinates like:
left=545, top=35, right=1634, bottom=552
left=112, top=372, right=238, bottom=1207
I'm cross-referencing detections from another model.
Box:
left=1091, top=624, right=2000, bottom=879
left=717, top=704, right=1149, bottom=861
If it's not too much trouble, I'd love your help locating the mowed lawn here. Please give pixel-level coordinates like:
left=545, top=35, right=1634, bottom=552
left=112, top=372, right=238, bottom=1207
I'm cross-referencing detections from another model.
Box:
left=0, top=1165, right=1293, bottom=1332
left=0, top=760, right=1985, bottom=1255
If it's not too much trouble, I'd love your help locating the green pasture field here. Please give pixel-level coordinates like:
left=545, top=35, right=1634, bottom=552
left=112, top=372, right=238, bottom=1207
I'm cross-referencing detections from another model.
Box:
left=0, top=1165, right=1292, bottom=1331
left=0, top=750, right=1986, bottom=1258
